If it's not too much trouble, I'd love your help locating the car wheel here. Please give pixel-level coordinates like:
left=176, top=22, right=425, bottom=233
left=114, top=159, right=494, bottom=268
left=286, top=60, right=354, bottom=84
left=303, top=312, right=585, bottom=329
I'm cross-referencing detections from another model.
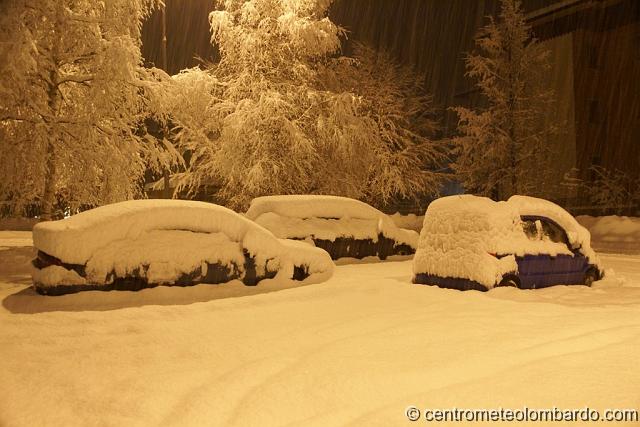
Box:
left=584, top=268, right=599, bottom=287
left=378, top=246, right=389, bottom=260
left=496, top=276, right=519, bottom=288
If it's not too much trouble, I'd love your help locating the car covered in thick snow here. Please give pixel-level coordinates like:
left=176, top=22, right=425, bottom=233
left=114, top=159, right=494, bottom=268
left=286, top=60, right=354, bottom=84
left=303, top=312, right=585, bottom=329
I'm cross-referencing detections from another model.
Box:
left=31, top=200, right=334, bottom=295
left=245, top=195, right=419, bottom=261
left=413, top=195, right=603, bottom=291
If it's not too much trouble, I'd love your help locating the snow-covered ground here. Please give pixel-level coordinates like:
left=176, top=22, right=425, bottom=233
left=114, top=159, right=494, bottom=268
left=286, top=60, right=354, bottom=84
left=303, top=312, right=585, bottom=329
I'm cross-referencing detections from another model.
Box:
left=0, top=231, right=33, bottom=248
left=1, top=231, right=639, bottom=426
left=577, top=215, right=640, bottom=255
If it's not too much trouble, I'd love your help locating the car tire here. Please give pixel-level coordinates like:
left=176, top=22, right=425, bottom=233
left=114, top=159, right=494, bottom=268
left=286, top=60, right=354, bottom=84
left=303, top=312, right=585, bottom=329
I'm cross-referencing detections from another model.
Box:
left=584, top=268, right=599, bottom=287
left=496, top=276, right=519, bottom=288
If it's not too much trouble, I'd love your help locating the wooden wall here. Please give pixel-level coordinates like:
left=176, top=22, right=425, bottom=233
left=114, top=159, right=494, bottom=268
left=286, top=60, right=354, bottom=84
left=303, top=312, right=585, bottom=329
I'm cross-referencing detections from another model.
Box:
left=572, top=16, right=640, bottom=182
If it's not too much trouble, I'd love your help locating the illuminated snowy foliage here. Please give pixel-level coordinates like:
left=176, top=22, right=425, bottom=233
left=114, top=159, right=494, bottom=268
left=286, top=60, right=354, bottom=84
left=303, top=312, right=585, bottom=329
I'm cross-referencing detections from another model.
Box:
left=173, top=0, right=444, bottom=209
left=0, top=0, right=179, bottom=218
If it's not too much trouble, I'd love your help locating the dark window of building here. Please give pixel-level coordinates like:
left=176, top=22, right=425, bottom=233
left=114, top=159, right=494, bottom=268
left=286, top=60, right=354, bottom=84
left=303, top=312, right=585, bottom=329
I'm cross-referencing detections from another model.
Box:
left=588, top=43, right=599, bottom=69
left=590, top=156, right=602, bottom=181
left=589, top=99, right=599, bottom=123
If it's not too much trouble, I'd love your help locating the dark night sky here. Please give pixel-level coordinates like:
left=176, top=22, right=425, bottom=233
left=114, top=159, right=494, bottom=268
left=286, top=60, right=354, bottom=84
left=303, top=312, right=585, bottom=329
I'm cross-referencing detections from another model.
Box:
left=141, top=0, right=627, bottom=105
left=141, top=0, right=217, bottom=74
left=141, top=0, right=561, bottom=76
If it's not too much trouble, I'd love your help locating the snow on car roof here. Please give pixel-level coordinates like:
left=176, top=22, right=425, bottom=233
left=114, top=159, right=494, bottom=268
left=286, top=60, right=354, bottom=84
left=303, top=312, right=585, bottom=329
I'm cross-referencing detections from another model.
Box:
left=245, top=195, right=418, bottom=246
left=508, top=195, right=593, bottom=251
left=414, top=195, right=523, bottom=287
left=33, top=199, right=336, bottom=287
left=246, top=195, right=388, bottom=221
left=33, top=199, right=282, bottom=266
left=426, top=195, right=596, bottom=255
left=424, top=194, right=519, bottom=229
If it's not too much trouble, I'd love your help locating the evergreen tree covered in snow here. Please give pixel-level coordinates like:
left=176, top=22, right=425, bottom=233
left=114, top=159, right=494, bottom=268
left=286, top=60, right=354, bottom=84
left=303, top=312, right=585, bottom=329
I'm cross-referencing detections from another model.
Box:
left=0, top=0, right=177, bottom=219
left=173, top=0, right=444, bottom=209
left=451, top=0, right=554, bottom=200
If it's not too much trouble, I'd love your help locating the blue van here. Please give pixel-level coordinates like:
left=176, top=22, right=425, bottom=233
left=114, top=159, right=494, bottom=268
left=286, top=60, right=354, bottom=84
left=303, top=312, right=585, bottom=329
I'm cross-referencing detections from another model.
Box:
left=496, top=215, right=601, bottom=289
left=412, top=195, right=603, bottom=291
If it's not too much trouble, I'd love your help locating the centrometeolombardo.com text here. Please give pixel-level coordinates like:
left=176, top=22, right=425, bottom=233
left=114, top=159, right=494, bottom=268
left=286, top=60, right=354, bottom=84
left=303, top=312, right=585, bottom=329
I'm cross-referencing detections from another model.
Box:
left=405, top=406, right=639, bottom=423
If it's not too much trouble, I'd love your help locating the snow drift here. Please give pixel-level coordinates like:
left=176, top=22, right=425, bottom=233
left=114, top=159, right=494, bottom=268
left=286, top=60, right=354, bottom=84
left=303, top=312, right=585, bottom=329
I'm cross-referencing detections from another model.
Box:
left=31, top=200, right=334, bottom=294
left=577, top=215, right=640, bottom=254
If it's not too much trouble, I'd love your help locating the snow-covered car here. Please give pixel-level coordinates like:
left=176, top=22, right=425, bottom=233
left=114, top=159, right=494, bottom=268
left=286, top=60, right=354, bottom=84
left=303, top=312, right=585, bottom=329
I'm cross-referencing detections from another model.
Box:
left=31, top=200, right=334, bottom=295
left=413, top=195, right=604, bottom=291
left=245, top=195, right=419, bottom=261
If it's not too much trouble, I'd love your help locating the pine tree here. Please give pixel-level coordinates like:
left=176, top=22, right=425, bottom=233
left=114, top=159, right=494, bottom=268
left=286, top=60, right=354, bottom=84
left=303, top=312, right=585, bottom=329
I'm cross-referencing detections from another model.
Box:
left=173, top=0, right=445, bottom=209
left=0, top=0, right=177, bottom=219
left=451, top=0, right=554, bottom=200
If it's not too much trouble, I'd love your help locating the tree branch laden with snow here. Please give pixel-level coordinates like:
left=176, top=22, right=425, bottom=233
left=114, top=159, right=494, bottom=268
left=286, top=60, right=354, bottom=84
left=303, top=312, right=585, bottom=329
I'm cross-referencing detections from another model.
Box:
left=0, top=0, right=179, bottom=219
left=171, top=0, right=445, bottom=210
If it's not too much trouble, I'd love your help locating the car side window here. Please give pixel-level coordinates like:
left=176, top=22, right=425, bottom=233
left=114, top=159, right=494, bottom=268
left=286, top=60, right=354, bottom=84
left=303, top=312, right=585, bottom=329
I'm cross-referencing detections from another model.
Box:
left=540, top=220, right=568, bottom=245
left=522, top=219, right=539, bottom=240
left=521, top=218, right=569, bottom=246
left=523, top=219, right=547, bottom=241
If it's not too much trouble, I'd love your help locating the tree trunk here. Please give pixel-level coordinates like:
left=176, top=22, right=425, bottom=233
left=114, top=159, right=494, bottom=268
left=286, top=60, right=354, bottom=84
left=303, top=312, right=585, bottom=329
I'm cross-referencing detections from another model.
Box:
left=40, top=143, right=58, bottom=221
left=509, top=121, right=517, bottom=197
left=163, top=170, right=171, bottom=199
left=41, top=74, right=61, bottom=220
left=41, top=2, right=63, bottom=221
left=161, top=5, right=172, bottom=200
left=41, top=78, right=61, bottom=220
left=507, top=43, right=518, bottom=199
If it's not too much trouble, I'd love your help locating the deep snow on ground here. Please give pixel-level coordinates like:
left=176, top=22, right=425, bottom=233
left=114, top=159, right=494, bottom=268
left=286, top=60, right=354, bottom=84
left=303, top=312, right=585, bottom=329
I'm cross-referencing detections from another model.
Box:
left=1, top=232, right=639, bottom=426
left=577, top=215, right=640, bottom=255
left=0, top=231, right=32, bottom=248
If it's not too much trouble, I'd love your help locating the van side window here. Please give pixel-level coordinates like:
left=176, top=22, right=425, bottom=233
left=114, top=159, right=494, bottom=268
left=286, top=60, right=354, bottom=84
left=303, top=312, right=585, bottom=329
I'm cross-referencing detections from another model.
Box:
left=522, top=219, right=543, bottom=240
left=541, top=221, right=568, bottom=244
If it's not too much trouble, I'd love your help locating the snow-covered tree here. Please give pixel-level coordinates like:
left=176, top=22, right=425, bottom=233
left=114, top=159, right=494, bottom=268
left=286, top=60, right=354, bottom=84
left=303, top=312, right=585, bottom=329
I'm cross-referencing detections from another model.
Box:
left=319, top=42, right=446, bottom=206
left=586, top=167, right=640, bottom=213
left=164, top=67, right=224, bottom=197
left=563, top=166, right=640, bottom=214
left=451, top=0, right=554, bottom=200
left=173, top=0, right=445, bottom=209
left=0, top=0, right=177, bottom=219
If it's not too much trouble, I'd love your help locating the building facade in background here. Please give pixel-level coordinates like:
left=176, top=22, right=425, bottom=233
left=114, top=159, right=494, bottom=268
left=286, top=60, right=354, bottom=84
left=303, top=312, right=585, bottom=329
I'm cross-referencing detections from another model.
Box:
left=515, top=0, right=639, bottom=206
left=331, top=0, right=639, bottom=212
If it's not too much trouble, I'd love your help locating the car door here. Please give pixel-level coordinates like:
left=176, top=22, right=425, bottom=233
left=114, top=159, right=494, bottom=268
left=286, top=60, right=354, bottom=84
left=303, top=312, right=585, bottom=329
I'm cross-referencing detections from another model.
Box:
left=538, top=218, right=588, bottom=285
left=518, top=218, right=557, bottom=288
